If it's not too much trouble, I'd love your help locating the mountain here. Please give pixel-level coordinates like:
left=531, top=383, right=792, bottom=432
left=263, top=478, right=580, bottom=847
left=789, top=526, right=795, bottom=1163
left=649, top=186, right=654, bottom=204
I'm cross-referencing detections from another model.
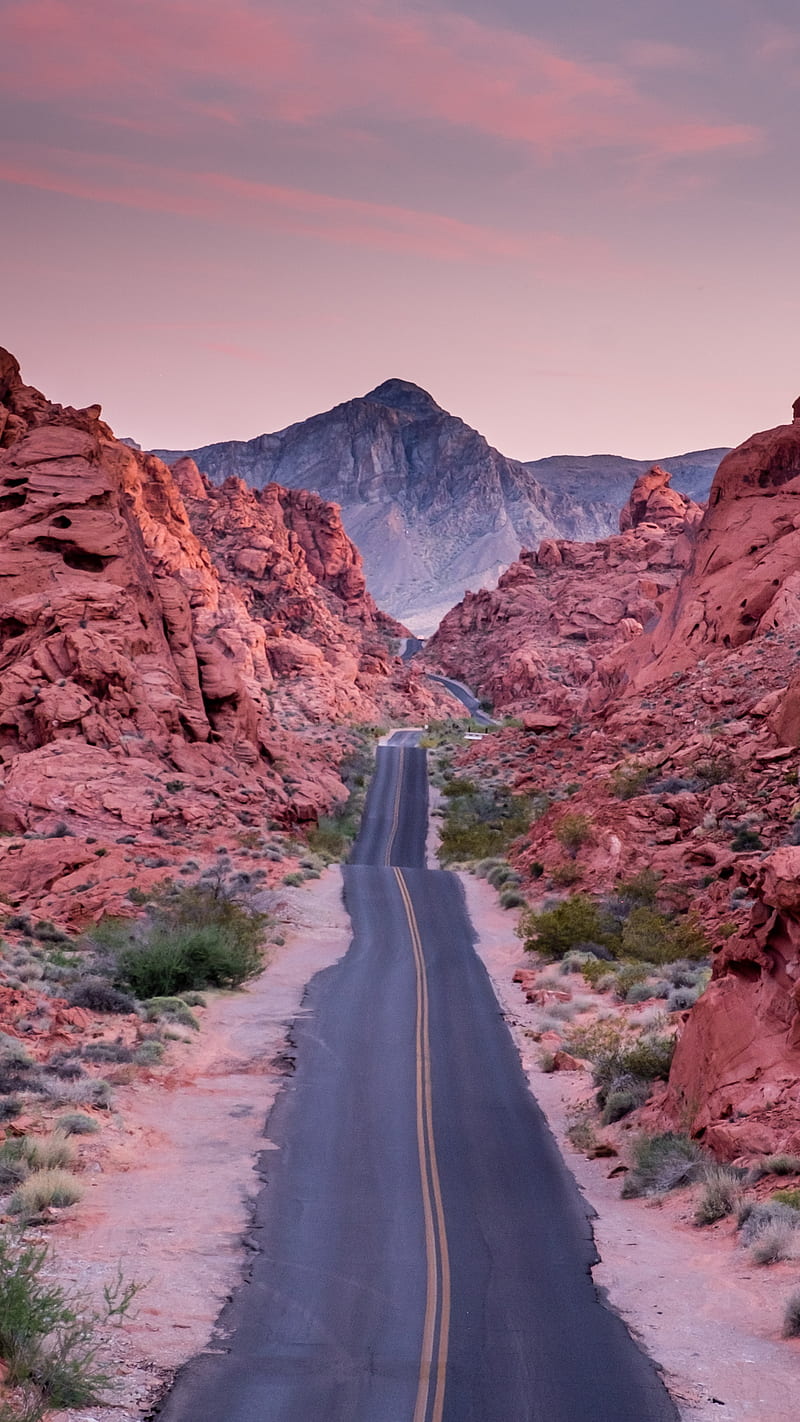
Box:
left=154, top=380, right=620, bottom=635
left=524, top=448, right=728, bottom=529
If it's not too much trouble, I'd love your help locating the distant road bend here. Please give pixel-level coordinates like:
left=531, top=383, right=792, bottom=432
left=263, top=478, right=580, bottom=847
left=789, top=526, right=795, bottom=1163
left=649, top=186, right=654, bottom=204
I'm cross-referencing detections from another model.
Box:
left=156, top=736, right=678, bottom=1422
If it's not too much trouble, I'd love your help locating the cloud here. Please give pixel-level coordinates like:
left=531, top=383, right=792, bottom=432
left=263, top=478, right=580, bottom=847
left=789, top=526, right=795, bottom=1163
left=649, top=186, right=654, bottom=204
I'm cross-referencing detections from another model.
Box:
left=0, top=0, right=761, bottom=163
left=0, top=141, right=585, bottom=264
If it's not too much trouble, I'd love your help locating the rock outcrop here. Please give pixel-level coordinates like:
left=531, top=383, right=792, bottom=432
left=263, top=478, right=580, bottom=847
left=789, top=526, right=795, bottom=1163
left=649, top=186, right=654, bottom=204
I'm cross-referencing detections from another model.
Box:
left=424, top=467, right=702, bottom=717
left=0, top=349, right=445, bottom=922
left=598, top=417, right=800, bottom=700
left=665, top=848, right=800, bottom=1158
left=155, top=381, right=616, bottom=633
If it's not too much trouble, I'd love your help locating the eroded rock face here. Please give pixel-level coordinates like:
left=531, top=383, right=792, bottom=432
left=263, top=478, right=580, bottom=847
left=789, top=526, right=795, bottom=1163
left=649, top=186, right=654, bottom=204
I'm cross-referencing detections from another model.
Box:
left=603, top=420, right=800, bottom=697
left=665, top=848, right=800, bottom=1158
left=424, top=467, right=701, bottom=716
left=0, top=348, right=444, bottom=921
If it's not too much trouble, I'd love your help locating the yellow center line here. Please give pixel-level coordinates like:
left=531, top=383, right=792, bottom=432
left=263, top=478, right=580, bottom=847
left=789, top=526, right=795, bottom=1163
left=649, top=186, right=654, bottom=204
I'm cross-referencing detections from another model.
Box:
left=394, top=866, right=451, bottom=1422
left=384, top=748, right=405, bottom=866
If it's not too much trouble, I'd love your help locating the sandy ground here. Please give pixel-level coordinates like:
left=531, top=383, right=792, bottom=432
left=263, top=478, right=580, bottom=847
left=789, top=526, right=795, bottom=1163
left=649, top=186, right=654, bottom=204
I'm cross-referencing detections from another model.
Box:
left=47, top=869, right=353, bottom=1422
left=461, top=871, right=800, bottom=1422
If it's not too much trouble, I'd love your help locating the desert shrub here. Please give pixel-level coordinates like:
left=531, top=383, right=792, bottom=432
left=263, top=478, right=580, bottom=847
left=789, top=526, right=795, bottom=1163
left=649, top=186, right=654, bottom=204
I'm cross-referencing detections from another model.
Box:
left=539, top=1051, right=557, bottom=1073
left=580, top=957, right=615, bottom=987
left=116, top=889, right=264, bottom=997
left=519, top=895, right=620, bottom=960
left=438, top=785, right=533, bottom=863
left=667, top=984, right=702, bottom=1012
left=554, top=812, right=594, bottom=855
left=282, top=871, right=304, bottom=887
left=0, top=1096, right=23, bottom=1123
left=560, top=951, right=594, bottom=975
left=442, top=778, right=477, bottom=797
left=20, top=1133, right=75, bottom=1172
left=57, top=1114, right=100, bottom=1137
left=626, top=981, right=659, bottom=1005
left=82, top=1041, right=134, bottom=1065
left=144, top=997, right=200, bottom=1031
left=609, top=762, right=650, bottom=800
left=134, top=1040, right=165, bottom=1067
left=738, top=1200, right=800, bottom=1264
left=621, top=908, right=709, bottom=965
left=621, top=1132, right=706, bottom=1198
left=0, top=1233, right=127, bottom=1411
left=694, top=1167, right=746, bottom=1225
left=751, top=1225, right=799, bottom=1265
left=8, top=1169, right=84, bottom=1217
left=550, top=863, right=582, bottom=886
left=68, top=979, right=136, bottom=1015
left=499, top=889, right=525, bottom=909
left=772, top=1189, right=800, bottom=1211
left=613, top=962, right=651, bottom=996
left=730, top=826, right=764, bottom=852
left=486, top=863, right=517, bottom=889
left=614, top=867, right=663, bottom=908
left=782, top=1289, right=800, bottom=1338
left=749, top=1154, right=800, bottom=1181
left=601, top=1081, right=649, bottom=1124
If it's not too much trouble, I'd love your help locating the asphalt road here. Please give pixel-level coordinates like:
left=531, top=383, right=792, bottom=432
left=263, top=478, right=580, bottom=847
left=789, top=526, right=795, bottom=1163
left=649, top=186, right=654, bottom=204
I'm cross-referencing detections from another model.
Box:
left=423, top=673, right=499, bottom=726
left=155, top=739, right=678, bottom=1422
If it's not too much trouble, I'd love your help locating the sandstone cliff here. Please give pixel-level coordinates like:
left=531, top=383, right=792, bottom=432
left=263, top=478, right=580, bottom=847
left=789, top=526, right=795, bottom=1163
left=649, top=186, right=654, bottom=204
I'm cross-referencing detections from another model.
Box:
left=0, top=350, right=444, bottom=923
left=424, top=466, right=702, bottom=718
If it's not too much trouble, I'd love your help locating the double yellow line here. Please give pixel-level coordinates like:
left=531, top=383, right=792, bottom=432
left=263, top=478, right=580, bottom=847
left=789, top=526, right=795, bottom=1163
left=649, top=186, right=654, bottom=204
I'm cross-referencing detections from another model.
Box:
left=394, top=866, right=451, bottom=1422
left=384, top=747, right=405, bottom=866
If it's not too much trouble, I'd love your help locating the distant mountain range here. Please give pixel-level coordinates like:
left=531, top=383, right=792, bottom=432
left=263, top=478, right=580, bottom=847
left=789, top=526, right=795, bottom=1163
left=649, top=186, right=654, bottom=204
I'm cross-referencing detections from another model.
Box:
left=153, top=381, right=728, bottom=634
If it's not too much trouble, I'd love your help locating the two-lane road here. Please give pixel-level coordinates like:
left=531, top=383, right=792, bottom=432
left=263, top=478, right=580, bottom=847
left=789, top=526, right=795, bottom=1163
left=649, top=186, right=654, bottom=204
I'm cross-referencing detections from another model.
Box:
left=156, top=739, right=678, bottom=1422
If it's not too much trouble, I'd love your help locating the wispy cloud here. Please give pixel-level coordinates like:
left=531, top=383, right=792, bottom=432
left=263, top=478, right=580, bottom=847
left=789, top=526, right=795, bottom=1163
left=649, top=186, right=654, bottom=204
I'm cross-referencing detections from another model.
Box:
left=0, top=0, right=761, bottom=162
left=0, top=142, right=589, bottom=264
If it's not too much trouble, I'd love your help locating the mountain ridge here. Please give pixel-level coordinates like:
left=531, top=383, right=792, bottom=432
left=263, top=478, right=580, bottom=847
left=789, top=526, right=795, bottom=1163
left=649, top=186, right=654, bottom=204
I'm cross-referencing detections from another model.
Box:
left=152, top=381, right=728, bottom=634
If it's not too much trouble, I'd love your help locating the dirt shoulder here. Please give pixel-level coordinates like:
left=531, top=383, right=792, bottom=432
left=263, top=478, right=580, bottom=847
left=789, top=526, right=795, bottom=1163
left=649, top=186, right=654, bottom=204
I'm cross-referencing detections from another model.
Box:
left=460, top=870, right=800, bottom=1422
left=47, top=868, right=352, bottom=1422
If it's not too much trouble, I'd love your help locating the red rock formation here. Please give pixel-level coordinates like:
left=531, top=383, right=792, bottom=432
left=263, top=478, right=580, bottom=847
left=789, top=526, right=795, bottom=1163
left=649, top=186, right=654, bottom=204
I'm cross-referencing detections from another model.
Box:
left=601, top=420, right=800, bottom=697
left=0, top=348, right=445, bottom=922
left=665, top=847, right=800, bottom=1158
left=424, top=467, right=701, bottom=717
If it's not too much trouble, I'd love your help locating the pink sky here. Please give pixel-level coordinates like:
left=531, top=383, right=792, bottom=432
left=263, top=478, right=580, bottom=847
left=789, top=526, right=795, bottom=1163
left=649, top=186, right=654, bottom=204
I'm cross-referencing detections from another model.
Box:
left=1, top=0, right=798, bottom=458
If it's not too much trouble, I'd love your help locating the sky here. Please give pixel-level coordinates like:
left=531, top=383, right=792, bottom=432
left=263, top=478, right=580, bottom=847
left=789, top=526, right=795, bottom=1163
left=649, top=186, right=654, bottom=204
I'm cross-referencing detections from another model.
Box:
left=1, top=0, right=799, bottom=460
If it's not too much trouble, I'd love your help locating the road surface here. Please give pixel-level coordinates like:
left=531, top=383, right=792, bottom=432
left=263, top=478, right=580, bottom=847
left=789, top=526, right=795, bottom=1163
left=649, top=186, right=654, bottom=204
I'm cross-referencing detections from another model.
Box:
left=424, top=672, right=499, bottom=726
left=155, top=737, right=678, bottom=1422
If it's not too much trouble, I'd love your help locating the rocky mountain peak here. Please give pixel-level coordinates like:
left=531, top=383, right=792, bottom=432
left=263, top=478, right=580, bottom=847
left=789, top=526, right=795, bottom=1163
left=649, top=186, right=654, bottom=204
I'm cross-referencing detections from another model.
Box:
left=363, top=378, right=444, bottom=419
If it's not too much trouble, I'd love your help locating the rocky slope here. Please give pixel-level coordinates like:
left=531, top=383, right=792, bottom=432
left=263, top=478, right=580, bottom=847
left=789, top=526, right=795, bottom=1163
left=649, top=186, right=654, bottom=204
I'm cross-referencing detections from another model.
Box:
left=0, top=349, right=445, bottom=924
left=154, top=380, right=616, bottom=634
left=437, top=402, right=800, bottom=1156
left=424, top=465, right=703, bottom=719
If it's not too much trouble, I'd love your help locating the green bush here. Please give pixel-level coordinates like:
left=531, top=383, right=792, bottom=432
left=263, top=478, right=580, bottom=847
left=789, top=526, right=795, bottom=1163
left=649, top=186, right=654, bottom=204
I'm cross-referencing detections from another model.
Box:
left=438, top=786, right=533, bottom=864
left=519, top=895, right=619, bottom=960
left=554, top=812, right=594, bottom=855
left=144, top=997, right=200, bottom=1031
left=580, top=957, right=615, bottom=988
left=0, top=1234, right=142, bottom=1413
left=115, top=889, right=265, bottom=998
left=609, top=762, right=650, bottom=799
left=772, top=1189, right=800, bottom=1211
left=621, top=1132, right=706, bottom=1198
left=621, top=908, right=709, bottom=964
